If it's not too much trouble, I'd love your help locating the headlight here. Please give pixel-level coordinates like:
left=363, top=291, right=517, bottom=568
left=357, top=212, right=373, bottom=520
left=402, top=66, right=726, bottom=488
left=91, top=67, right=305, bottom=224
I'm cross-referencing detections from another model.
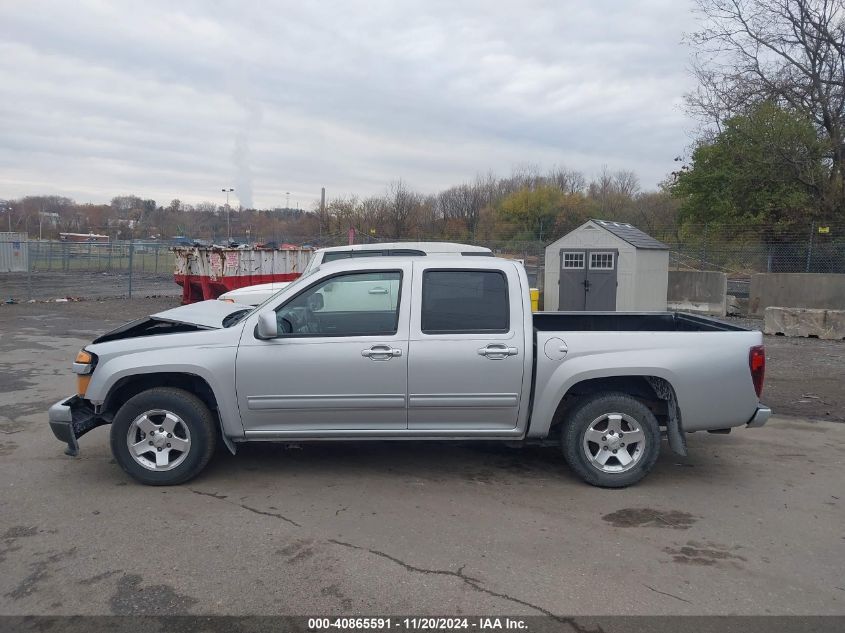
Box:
left=73, top=350, right=95, bottom=374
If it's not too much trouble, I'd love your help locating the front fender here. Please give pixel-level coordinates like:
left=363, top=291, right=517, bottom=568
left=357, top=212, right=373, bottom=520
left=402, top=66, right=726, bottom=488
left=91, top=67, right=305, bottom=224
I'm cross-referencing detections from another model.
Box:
left=85, top=346, right=243, bottom=440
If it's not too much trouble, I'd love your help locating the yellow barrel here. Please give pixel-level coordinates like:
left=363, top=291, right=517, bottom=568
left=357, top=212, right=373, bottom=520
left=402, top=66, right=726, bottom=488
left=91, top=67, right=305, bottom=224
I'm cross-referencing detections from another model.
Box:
left=530, top=288, right=540, bottom=312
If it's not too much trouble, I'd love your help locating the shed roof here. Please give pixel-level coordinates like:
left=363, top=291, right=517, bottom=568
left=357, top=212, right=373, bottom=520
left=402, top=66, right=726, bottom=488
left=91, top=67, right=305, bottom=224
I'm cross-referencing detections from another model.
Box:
left=590, top=219, right=668, bottom=250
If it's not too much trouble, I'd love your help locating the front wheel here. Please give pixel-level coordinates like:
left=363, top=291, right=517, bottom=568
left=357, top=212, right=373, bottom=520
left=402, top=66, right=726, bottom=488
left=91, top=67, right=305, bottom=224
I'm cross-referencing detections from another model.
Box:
left=561, top=392, right=661, bottom=488
left=110, top=387, right=217, bottom=485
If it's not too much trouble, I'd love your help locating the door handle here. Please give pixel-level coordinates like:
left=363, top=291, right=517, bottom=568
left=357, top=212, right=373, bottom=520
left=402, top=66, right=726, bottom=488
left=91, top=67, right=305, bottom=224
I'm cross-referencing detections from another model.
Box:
left=477, top=344, right=518, bottom=359
left=368, top=287, right=389, bottom=294
left=361, top=345, right=402, bottom=360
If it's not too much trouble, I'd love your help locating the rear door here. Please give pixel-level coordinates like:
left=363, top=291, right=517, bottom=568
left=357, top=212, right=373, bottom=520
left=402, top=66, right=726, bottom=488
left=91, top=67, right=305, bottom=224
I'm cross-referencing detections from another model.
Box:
left=407, top=262, right=525, bottom=431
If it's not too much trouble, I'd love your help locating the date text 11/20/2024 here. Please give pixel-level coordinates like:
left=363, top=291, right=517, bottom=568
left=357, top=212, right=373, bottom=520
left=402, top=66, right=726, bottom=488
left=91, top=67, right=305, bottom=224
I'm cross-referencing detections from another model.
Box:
left=308, top=617, right=529, bottom=630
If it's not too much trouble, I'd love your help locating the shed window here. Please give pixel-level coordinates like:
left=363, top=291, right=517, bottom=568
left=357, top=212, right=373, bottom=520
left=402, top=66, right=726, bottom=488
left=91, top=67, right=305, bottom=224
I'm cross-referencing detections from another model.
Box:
left=589, top=252, right=615, bottom=270
left=562, top=252, right=585, bottom=269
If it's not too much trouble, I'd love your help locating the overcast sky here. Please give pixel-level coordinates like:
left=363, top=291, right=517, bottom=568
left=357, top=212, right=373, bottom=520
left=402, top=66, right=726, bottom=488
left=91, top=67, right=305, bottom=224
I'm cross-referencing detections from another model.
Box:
left=0, top=0, right=698, bottom=209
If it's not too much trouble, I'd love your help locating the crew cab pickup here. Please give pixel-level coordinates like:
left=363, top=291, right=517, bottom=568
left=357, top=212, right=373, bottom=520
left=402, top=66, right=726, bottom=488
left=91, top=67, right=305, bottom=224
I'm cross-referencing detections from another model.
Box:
left=48, top=256, right=770, bottom=487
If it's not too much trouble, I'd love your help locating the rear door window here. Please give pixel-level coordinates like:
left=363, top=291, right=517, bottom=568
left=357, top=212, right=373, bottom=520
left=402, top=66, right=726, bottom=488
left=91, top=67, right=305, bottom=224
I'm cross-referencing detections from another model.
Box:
left=421, top=270, right=509, bottom=334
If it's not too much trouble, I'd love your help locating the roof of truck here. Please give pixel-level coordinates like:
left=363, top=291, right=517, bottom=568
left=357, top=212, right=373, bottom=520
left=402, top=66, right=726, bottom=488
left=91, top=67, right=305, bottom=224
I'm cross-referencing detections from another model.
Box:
left=315, top=242, right=491, bottom=253
left=317, top=254, right=519, bottom=271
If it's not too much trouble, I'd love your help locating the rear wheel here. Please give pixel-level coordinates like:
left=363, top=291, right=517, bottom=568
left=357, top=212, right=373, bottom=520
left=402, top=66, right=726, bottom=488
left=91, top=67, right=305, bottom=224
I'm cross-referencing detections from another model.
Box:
left=561, top=392, right=660, bottom=488
left=110, top=387, right=216, bottom=485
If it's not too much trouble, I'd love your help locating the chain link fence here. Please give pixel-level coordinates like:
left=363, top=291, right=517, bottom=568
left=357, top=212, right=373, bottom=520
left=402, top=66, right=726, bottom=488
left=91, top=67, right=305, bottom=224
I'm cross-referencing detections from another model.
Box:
left=663, top=222, right=845, bottom=275
left=0, top=239, right=180, bottom=302
left=2, top=223, right=842, bottom=303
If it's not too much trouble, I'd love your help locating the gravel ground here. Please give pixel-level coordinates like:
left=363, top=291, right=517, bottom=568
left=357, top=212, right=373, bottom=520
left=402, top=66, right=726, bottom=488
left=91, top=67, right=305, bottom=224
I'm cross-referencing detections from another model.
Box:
left=0, top=272, right=180, bottom=302
left=721, top=315, right=845, bottom=422
left=0, top=298, right=843, bottom=618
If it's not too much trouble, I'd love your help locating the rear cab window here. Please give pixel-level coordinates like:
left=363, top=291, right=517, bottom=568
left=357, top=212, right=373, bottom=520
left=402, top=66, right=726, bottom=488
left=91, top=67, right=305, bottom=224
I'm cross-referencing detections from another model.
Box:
left=420, top=270, right=509, bottom=334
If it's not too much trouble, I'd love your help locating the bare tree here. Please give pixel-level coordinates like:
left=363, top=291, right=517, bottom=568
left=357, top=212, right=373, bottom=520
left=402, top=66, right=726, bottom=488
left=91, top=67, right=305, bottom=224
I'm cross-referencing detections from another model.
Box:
left=587, top=167, right=641, bottom=217
left=686, top=0, right=845, bottom=202
left=386, top=180, right=421, bottom=239
left=547, top=166, right=587, bottom=194
left=613, top=170, right=641, bottom=199
left=194, top=202, right=219, bottom=215
left=437, top=181, right=485, bottom=237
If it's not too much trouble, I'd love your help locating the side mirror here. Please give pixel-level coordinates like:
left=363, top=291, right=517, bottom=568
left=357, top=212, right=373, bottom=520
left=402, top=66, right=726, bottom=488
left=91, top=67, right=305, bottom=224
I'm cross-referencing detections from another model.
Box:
left=255, top=312, right=278, bottom=339
left=307, top=293, right=324, bottom=311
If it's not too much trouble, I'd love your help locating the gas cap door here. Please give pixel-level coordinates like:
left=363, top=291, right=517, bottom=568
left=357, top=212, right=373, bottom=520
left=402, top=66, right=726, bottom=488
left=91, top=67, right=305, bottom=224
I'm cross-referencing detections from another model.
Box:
left=543, top=337, right=568, bottom=361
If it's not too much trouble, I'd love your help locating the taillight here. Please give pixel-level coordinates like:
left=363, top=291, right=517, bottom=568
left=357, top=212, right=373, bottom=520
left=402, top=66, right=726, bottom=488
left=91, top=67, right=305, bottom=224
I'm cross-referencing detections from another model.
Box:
left=749, top=345, right=765, bottom=398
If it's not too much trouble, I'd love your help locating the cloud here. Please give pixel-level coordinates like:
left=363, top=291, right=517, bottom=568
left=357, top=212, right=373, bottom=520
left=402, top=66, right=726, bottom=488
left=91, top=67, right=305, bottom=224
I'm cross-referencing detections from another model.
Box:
left=0, top=0, right=697, bottom=207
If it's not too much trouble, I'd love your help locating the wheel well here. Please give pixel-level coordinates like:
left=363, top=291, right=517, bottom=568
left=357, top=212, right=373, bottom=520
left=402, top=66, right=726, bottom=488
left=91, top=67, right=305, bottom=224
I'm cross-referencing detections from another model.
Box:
left=548, top=376, right=669, bottom=436
left=103, top=373, right=220, bottom=417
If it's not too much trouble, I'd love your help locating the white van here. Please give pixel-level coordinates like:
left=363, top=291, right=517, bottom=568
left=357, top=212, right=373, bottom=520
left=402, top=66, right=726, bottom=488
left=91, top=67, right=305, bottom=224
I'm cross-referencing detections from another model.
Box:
left=219, top=242, right=492, bottom=305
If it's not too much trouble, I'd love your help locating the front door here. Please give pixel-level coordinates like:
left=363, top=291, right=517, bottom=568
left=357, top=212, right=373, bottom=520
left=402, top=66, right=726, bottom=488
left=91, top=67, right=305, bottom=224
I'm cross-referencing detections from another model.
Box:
left=558, top=249, right=617, bottom=310
left=407, top=265, right=526, bottom=431
left=236, top=267, right=410, bottom=432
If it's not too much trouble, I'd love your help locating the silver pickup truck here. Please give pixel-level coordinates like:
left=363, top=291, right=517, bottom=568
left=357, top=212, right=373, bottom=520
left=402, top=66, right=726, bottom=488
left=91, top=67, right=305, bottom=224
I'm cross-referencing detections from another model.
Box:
left=48, top=256, right=770, bottom=488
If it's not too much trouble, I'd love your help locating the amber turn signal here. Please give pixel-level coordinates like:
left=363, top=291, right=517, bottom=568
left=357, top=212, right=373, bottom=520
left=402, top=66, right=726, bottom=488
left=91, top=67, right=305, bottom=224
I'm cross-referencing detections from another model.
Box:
left=77, top=374, right=92, bottom=396
left=75, top=350, right=93, bottom=364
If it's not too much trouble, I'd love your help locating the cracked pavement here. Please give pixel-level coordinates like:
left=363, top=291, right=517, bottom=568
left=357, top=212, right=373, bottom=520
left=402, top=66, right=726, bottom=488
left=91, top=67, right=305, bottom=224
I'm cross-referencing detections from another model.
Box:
left=1, top=298, right=844, bottom=616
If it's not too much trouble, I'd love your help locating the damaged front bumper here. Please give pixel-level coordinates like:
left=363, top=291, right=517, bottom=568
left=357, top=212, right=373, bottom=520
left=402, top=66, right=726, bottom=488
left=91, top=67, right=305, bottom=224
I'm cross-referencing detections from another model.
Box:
left=48, top=395, right=109, bottom=456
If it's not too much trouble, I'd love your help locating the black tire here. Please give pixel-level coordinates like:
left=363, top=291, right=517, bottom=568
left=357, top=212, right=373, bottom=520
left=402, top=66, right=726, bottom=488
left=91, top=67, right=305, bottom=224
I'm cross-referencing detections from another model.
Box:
left=110, top=387, right=217, bottom=486
left=561, top=392, right=661, bottom=488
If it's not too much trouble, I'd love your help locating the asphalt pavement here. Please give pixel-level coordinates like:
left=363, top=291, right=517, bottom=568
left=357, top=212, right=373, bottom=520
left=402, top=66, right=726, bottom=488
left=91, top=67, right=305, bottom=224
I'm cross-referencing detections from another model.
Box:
left=0, top=299, right=843, bottom=616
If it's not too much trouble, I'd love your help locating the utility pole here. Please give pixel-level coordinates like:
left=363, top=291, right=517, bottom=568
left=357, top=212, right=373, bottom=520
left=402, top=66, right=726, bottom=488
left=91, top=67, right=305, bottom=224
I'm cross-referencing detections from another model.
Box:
left=320, top=187, right=326, bottom=239
left=806, top=221, right=815, bottom=272
left=221, top=188, right=234, bottom=243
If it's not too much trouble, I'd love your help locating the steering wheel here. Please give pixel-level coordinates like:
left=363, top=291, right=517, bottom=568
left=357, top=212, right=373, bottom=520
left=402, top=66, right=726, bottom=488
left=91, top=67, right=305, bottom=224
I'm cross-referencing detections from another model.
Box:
left=278, top=308, right=307, bottom=333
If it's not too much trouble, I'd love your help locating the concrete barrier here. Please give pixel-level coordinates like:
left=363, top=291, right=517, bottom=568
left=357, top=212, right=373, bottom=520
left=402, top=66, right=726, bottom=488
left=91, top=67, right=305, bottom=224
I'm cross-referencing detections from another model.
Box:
left=764, top=306, right=845, bottom=340
left=667, top=271, right=727, bottom=316
left=750, top=273, right=845, bottom=316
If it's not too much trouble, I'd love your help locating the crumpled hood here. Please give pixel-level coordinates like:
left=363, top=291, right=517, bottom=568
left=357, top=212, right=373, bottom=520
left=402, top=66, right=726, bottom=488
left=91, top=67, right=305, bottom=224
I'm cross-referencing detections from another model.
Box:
left=91, top=300, right=253, bottom=344
left=150, top=300, right=252, bottom=328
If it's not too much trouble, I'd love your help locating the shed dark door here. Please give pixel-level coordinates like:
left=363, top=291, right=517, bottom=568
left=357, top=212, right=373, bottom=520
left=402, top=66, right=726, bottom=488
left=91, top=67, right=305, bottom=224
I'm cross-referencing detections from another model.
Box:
left=559, top=249, right=617, bottom=311
left=558, top=250, right=587, bottom=310
left=584, top=251, right=617, bottom=311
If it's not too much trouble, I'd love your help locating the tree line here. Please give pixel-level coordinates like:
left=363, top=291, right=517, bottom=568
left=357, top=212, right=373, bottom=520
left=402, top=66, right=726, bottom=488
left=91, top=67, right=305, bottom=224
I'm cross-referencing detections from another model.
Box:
left=2, top=167, right=681, bottom=247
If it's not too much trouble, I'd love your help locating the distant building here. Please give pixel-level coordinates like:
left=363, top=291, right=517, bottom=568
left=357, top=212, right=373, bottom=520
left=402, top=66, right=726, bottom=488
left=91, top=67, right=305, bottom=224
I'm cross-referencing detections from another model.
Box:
left=59, top=232, right=109, bottom=243
left=108, top=218, right=138, bottom=229
left=38, top=211, right=60, bottom=227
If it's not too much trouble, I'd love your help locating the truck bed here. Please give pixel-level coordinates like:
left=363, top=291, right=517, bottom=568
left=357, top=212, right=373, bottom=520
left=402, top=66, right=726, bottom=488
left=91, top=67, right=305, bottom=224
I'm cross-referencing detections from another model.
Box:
left=532, top=311, right=746, bottom=332
left=529, top=310, right=761, bottom=436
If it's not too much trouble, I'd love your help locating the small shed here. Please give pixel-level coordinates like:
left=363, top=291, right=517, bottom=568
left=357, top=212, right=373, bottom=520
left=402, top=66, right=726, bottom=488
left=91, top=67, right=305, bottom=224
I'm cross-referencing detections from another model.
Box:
left=0, top=232, right=29, bottom=273
left=544, top=219, right=669, bottom=311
